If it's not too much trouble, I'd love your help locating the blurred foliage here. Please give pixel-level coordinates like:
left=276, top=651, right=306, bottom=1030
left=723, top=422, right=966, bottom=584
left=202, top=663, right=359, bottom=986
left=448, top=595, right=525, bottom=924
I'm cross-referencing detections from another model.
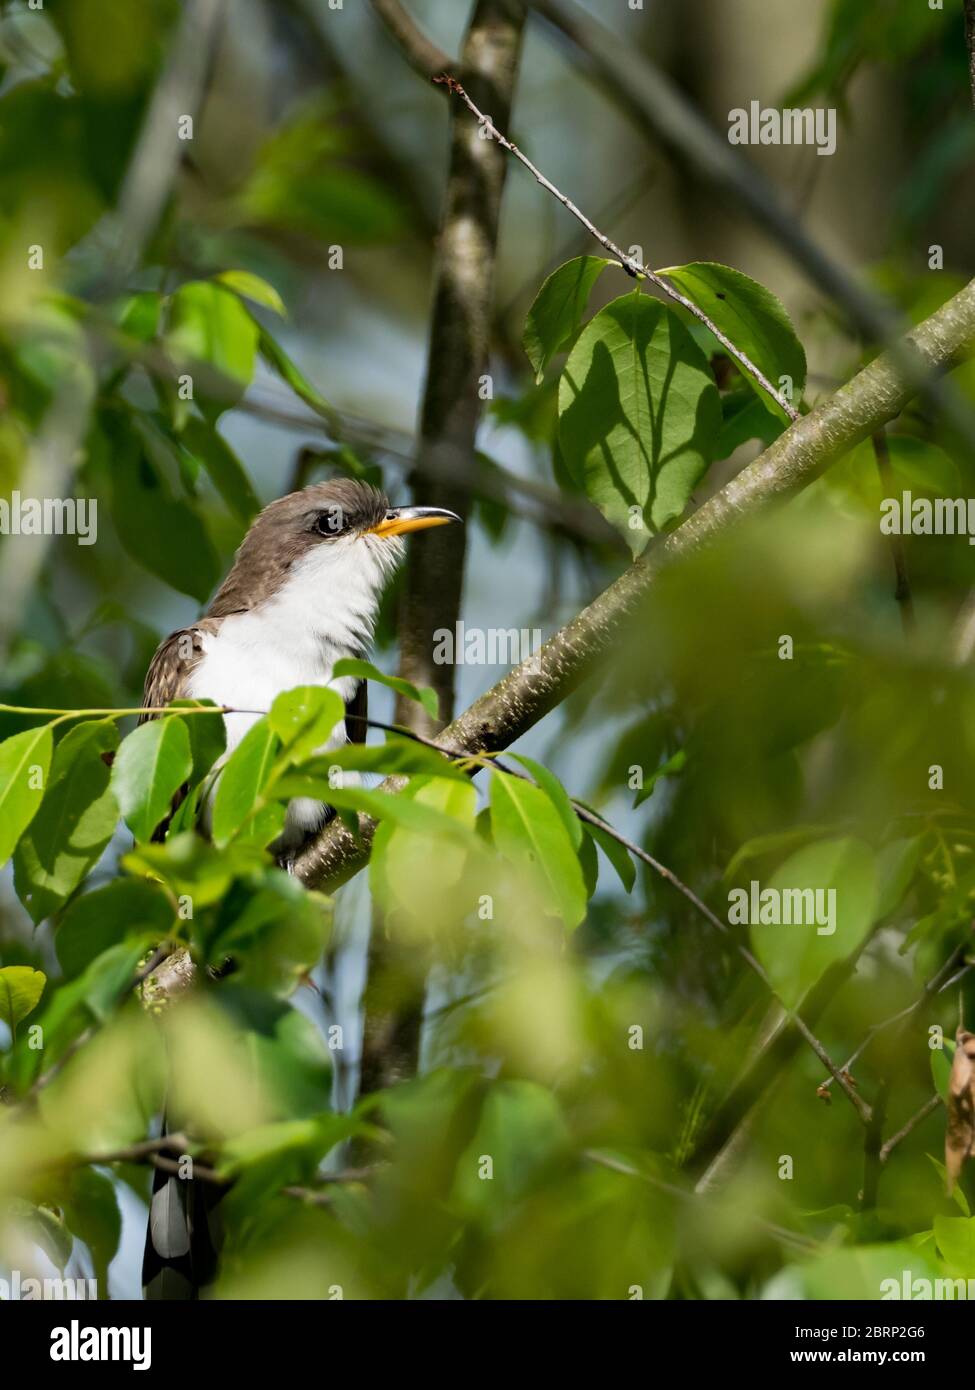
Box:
left=0, top=0, right=974, bottom=1304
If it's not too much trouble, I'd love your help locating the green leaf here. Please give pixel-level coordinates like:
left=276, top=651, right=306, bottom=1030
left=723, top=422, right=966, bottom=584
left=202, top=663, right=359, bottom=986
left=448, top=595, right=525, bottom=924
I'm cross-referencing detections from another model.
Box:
left=13, top=719, right=120, bottom=923
left=0, top=965, right=47, bottom=1032
left=523, top=256, right=613, bottom=382
left=113, top=291, right=162, bottom=342
left=275, top=779, right=479, bottom=847
left=179, top=417, right=260, bottom=523
left=748, top=837, right=879, bottom=1008
left=332, top=657, right=439, bottom=722
left=369, top=778, right=478, bottom=918
left=509, top=753, right=581, bottom=849
left=582, top=819, right=636, bottom=893
left=267, top=686, right=344, bottom=764
left=56, top=878, right=173, bottom=980
left=104, top=415, right=220, bottom=602
left=165, top=281, right=259, bottom=413
left=214, top=269, right=286, bottom=317
left=453, top=1080, right=569, bottom=1217
left=62, top=1168, right=121, bottom=1292
left=0, top=723, right=53, bottom=866
left=258, top=328, right=339, bottom=428
left=111, top=718, right=193, bottom=843
left=211, top=719, right=280, bottom=848
left=318, top=737, right=466, bottom=782
left=489, top=771, right=588, bottom=928
left=797, top=1243, right=940, bottom=1300
left=168, top=701, right=227, bottom=785
left=656, top=261, right=806, bottom=420
left=633, top=748, right=686, bottom=808
left=717, top=390, right=785, bottom=457
left=934, top=1215, right=975, bottom=1277
left=558, top=294, right=721, bottom=554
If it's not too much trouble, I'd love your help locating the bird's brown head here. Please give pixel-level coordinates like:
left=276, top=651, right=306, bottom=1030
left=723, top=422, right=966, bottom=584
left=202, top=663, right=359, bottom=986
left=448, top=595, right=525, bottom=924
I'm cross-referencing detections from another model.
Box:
left=208, top=479, right=460, bottom=618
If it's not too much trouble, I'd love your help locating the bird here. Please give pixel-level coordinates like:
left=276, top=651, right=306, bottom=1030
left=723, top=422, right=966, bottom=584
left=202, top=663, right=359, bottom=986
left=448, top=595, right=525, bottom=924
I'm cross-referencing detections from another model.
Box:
left=140, top=477, right=460, bottom=859
left=139, top=477, right=459, bottom=1299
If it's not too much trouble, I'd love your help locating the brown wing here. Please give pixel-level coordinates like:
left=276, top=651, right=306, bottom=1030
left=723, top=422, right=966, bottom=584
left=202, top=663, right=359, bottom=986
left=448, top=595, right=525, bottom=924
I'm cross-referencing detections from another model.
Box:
left=344, top=678, right=367, bottom=746
left=140, top=624, right=215, bottom=838
left=140, top=627, right=208, bottom=724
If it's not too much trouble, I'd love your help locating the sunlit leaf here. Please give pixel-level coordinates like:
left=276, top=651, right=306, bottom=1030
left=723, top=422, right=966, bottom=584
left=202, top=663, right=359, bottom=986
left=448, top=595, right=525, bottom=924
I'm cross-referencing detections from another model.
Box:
left=0, top=723, right=53, bottom=867
left=489, top=771, right=587, bottom=928
left=656, top=261, right=806, bottom=420
left=523, top=256, right=613, bottom=382
left=111, top=718, right=192, bottom=843
left=0, top=965, right=47, bottom=1032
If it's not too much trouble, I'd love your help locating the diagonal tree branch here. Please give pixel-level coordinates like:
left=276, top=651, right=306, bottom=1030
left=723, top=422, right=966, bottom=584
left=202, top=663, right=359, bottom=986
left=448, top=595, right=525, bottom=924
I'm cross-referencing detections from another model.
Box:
left=294, top=277, right=975, bottom=891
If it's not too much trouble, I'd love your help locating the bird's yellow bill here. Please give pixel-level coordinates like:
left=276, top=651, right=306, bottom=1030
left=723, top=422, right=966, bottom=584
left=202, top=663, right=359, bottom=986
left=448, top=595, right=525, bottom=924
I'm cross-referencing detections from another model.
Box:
left=367, top=507, right=461, bottom=538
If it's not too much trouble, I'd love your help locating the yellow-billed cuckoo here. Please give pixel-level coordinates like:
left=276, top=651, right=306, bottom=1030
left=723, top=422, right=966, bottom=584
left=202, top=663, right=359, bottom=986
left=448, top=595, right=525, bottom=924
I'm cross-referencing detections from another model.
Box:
left=140, top=478, right=458, bottom=1299
left=141, top=477, right=459, bottom=856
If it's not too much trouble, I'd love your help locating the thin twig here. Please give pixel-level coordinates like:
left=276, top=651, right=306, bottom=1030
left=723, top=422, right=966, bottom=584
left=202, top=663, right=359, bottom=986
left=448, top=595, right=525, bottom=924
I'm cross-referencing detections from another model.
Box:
left=965, top=0, right=975, bottom=112
left=369, top=0, right=450, bottom=80
left=433, top=74, right=800, bottom=421
left=819, top=947, right=974, bottom=1094
left=584, top=1149, right=817, bottom=1254
left=879, top=1094, right=943, bottom=1165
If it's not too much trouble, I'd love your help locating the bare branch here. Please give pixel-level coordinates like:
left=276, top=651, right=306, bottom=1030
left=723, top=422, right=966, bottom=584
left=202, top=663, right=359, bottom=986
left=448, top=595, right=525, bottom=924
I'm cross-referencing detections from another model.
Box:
left=369, top=0, right=452, bottom=81
left=434, top=74, right=800, bottom=422
left=880, top=1094, right=943, bottom=1165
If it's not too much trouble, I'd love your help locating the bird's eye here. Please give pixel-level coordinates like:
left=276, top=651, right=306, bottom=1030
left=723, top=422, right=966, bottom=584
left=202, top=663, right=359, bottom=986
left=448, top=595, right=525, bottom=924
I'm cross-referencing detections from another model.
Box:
left=315, top=506, right=345, bottom=537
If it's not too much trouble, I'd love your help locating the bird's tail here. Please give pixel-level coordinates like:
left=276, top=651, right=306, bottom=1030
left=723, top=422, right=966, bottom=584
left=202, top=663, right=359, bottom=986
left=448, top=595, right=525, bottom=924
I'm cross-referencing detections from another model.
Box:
left=142, top=1118, right=223, bottom=1300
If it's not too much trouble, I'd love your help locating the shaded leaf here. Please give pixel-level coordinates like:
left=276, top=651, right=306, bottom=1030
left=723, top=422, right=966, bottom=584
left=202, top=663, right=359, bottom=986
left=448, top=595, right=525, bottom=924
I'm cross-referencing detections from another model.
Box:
left=179, top=417, right=260, bottom=523
left=332, top=657, right=438, bottom=722
left=13, top=719, right=119, bottom=923
left=558, top=294, right=721, bottom=554
left=56, top=878, right=173, bottom=980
